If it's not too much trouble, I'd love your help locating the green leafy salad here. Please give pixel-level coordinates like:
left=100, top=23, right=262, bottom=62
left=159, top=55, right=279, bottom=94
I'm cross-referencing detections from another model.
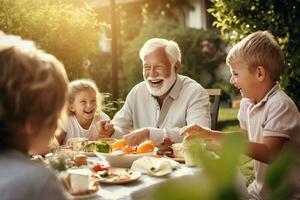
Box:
left=95, top=141, right=112, bottom=153
left=83, top=141, right=112, bottom=153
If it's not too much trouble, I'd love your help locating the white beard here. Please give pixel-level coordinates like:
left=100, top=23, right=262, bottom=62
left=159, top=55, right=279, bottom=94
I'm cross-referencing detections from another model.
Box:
left=144, top=67, right=177, bottom=97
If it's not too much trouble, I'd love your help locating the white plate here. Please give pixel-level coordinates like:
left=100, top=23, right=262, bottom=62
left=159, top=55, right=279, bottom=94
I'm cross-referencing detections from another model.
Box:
left=96, top=168, right=141, bottom=184
left=67, top=189, right=99, bottom=199
left=94, top=150, right=153, bottom=168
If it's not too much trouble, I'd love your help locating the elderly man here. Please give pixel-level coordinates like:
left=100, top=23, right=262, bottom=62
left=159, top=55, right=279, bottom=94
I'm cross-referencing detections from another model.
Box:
left=111, top=38, right=211, bottom=145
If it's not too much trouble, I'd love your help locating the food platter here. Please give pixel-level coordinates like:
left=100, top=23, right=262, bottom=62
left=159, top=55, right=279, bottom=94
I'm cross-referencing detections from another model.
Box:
left=95, top=168, right=141, bottom=184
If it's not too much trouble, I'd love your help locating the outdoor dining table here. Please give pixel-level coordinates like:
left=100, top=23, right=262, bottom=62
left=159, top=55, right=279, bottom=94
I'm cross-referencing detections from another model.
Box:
left=86, top=156, right=200, bottom=200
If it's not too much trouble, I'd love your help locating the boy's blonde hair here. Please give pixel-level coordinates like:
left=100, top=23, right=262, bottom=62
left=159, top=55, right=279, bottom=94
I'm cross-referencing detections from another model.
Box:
left=68, top=79, right=102, bottom=115
left=226, top=31, right=284, bottom=81
left=0, top=32, right=69, bottom=149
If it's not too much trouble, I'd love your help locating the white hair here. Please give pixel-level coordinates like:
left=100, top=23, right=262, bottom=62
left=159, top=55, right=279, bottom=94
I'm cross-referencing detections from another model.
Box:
left=139, top=38, right=182, bottom=66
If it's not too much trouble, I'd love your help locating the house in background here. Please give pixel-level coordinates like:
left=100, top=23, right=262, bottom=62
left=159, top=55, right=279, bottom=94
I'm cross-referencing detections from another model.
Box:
left=185, top=0, right=213, bottom=30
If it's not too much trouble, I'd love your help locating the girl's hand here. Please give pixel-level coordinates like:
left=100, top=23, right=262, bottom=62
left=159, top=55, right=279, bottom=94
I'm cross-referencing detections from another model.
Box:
left=95, top=120, right=114, bottom=138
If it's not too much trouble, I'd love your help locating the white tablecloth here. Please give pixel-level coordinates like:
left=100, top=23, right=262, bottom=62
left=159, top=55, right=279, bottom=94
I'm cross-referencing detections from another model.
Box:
left=85, top=157, right=200, bottom=200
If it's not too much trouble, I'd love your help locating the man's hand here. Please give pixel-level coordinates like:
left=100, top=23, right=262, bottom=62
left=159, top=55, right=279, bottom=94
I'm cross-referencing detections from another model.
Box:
left=95, top=120, right=114, bottom=138
left=123, top=128, right=150, bottom=146
left=180, top=124, right=212, bottom=138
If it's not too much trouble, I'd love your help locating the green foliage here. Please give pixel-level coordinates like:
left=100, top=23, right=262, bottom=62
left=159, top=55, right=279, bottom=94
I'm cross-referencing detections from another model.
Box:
left=218, top=108, right=240, bottom=132
left=147, top=133, right=294, bottom=200
left=141, top=0, right=193, bottom=22
left=115, top=0, right=193, bottom=42
left=208, top=0, right=300, bottom=109
left=218, top=108, right=255, bottom=185
left=120, top=16, right=226, bottom=97
left=88, top=52, right=113, bottom=93
left=240, top=156, right=255, bottom=186
left=264, top=149, right=294, bottom=200
left=102, top=93, right=125, bottom=119
left=0, top=0, right=100, bottom=80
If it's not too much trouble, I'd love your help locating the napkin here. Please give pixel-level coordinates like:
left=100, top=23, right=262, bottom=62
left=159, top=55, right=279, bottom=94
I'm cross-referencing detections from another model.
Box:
left=131, top=157, right=180, bottom=176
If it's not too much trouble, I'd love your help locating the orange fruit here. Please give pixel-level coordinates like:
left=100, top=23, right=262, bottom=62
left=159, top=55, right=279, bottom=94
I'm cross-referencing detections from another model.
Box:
left=136, top=140, right=155, bottom=154
left=112, top=139, right=127, bottom=150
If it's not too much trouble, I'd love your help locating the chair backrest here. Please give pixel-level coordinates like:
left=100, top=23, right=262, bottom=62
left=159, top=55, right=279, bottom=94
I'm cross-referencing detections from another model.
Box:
left=206, top=88, right=222, bottom=130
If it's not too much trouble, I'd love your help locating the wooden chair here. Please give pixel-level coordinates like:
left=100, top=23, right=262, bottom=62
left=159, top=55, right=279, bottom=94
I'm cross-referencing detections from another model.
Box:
left=206, top=88, right=222, bottom=130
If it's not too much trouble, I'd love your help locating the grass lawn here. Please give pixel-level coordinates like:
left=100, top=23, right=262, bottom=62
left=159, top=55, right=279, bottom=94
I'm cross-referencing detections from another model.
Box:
left=218, top=108, right=254, bottom=186
left=218, top=107, right=240, bottom=132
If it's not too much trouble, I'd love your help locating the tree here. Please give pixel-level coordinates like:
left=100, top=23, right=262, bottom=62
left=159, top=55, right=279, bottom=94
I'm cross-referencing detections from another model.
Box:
left=0, top=0, right=100, bottom=80
left=208, top=0, right=300, bottom=109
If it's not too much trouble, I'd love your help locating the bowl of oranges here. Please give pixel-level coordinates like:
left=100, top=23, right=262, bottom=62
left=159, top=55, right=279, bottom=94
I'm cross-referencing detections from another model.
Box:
left=94, top=139, right=155, bottom=168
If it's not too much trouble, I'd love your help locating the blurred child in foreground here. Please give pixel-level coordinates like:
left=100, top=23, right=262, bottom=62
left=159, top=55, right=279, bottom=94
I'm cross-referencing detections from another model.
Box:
left=0, top=32, right=69, bottom=199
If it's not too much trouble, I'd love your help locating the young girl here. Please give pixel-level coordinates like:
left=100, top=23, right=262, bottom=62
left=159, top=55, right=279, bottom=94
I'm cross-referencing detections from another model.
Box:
left=0, top=32, right=68, bottom=199
left=56, top=79, right=114, bottom=144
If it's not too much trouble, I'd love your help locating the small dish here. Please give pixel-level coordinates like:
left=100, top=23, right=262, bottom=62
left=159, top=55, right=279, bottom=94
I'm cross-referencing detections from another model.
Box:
left=95, top=168, right=141, bottom=184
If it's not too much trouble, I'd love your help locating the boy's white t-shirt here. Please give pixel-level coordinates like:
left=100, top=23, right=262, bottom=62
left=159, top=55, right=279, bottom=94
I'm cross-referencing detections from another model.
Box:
left=238, top=84, right=300, bottom=199
left=61, top=112, right=110, bottom=144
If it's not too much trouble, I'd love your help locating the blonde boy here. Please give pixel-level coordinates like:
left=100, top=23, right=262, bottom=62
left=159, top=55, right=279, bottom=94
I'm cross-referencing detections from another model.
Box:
left=181, top=31, right=300, bottom=199
left=0, top=32, right=69, bottom=199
